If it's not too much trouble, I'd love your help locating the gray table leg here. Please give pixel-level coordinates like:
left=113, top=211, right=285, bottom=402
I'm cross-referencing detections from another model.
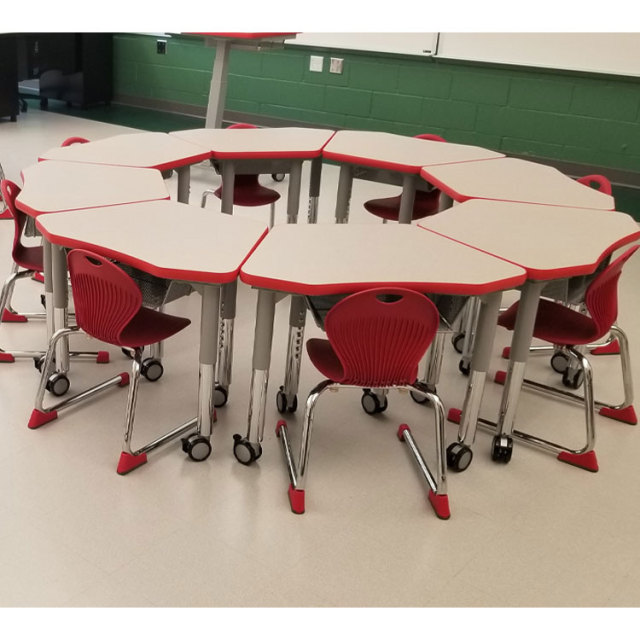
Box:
left=286, top=160, right=303, bottom=224
left=334, top=165, right=353, bottom=224
left=234, top=288, right=277, bottom=464
left=197, top=284, right=220, bottom=439
left=220, top=161, right=235, bottom=214
left=307, top=156, right=323, bottom=224
left=43, top=239, right=54, bottom=340
left=495, top=281, right=545, bottom=443
left=398, top=174, right=417, bottom=224
left=215, top=280, right=236, bottom=406
left=205, top=39, right=231, bottom=129
left=176, top=166, right=190, bottom=204
left=278, top=295, right=307, bottom=412
left=51, top=243, right=69, bottom=373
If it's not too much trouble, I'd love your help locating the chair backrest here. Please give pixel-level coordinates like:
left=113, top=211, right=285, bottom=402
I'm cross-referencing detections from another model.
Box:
left=0, top=178, right=32, bottom=265
left=323, top=288, right=440, bottom=387
left=415, top=133, right=447, bottom=143
left=67, top=249, right=143, bottom=345
left=584, top=245, right=639, bottom=339
left=228, top=123, right=256, bottom=130
left=576, top=174, right=612, bottom=196
left=61, top=136, right=90, bottom=147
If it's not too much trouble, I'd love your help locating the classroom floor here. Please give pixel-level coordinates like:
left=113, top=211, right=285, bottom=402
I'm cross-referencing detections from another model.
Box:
left=1, top=106, right=640, bottom=612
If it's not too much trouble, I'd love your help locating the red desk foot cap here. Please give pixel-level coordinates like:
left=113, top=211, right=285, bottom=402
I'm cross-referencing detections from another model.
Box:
left=28, top=409, right=58, bottom=429
left=557, top=450, right=599, bottom=472
left=32, top=272, right=45, bottom=283
left=118, top=372, right=130, bottom=386
left=2, top=309, right=27, bottom=322
left=447, top=408, right=462, bottom=424
left=501, top=346, right=511, bottom=359
left=0, top=353, right=15, bottom=363
left=494, top=370, right=507, bottom=385
left=96, top=351, right=110, bottom=364
left=275, top=419, right=287, bottom=437
left=599, top=405, right=637, bottom=425
left=288, top=484, right=305, bottom=514
left=117, top=452, right=147, bottom=475
left=591, top=340, right=620, bottom=356
left=428, top=490, right=450, bottom=520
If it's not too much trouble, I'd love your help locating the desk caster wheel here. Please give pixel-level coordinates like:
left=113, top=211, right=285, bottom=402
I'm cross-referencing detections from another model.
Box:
left=233, top=434, right=262, bottom=465
left=458, top=359, right=471, bottom=376
left=272, top=173, right=285, bottom=182
left=551, top=351, right=570, bottom=373
left=141, top=358, right=163, bottom=382
left=452, top=332, right=465, bottom=354
left=214, top=384, right=228, bottom=408
left=410, top=389, right=429, bottom=404
left=361, top=389, right=388, bottom=415
left=447, top=442, right=473, bottom=471
left=562, top=368, right=584, bottom=389
left=491, top=435, right=513, bottom=463
left=46, top=372, right=70, bottom=397
left=181, top=434, right=212, bottom=462
left=276, top=386, right=297, bottom=413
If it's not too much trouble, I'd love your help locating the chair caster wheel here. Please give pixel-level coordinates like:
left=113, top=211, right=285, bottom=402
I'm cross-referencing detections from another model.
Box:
left=410, top=389, right=429, bottom=404
left=46, top=372, right=70, bottom=397
left=181, top=434, right=212, bottom=461
left=562, top=368, right=584, bottom=389
left=458, top=359, right=471, bottom=376
left=271, top=173, right=285, bottom=182
left=214, top=384, right=228, bottom=408
left=141, top=358, right=163, bottom=382
left=491, top=435, right=513, bottom=463
left=232, top=434, right=262, bottom=465
left=276, top=386, right=297, bottom=413
left=451, top=332, right=465, bottom=354
left=361, top=389, right=387, bottom=414
left=446, top=442, right=473, bottom=471
left=551, top=350, right=570, bottom=373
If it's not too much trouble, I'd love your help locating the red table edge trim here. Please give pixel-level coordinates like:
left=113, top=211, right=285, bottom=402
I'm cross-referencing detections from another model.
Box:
left=18, top=196, right=171, bottom=218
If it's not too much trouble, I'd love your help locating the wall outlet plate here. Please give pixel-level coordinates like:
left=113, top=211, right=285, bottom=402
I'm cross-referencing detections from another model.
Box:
left=309, top=55, right=323, bottom=72
left=329, top=58, right=343, bottom=74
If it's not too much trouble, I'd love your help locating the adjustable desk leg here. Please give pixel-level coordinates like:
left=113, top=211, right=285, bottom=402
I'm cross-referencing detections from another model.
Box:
left=286, top=161, right=303, bottom=224
left=451, top=292, right=502, bottom=453
left=215, top=280, right=236, bottom=406
left=307, top=156, right=323, bottom=224
left=197, top=284, right=220, bottom=440
left=234, top=288, right=276, bottom=464
left=398, top=174, right=417, bottom=225
left=51, top=243, right=70, bottom=373
left=278, top=295, right=306, bottom=413
left=334, top=165, right=353, bottom=224
left=220, top=162, right=235, bottom=214
left=205, top=39, right=231, bottom=129
left=43, top=239, right=54, bottom=340
left=176, top=166, right=190, bottom=204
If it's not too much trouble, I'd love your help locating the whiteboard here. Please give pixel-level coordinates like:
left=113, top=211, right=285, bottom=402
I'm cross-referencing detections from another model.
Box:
left=289, top=32, right=438, bottom=56
left=436, top=33, right=640, bottom=78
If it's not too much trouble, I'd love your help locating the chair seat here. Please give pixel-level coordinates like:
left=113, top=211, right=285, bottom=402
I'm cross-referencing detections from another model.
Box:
left=118, top=306, right=191, bottom=348
left=307, top=338, right=344, bottom=382
left=14, top=245, right=44, bottom=272
left=498, top=298, right=602, bottom=346
left=364, top=189, right=441, bottom=221
left=214, top=177, right=280, bottom=207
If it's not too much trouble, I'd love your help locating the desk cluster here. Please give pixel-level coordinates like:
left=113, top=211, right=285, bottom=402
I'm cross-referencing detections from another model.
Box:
left=2, top=126, right=639, bottom=521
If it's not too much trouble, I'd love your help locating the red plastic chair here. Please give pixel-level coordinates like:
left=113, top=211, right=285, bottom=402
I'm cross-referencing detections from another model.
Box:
left=496, top=244, right=639, bottom=471
left=576, top=174, right=612, bottom=196
left=0, top=162, right=10, bottom=220
left=0, top=180, right=49, bottom=361
left=29, top=249, right=197, bottom=475
left=276, top=287, right=451, bottom=520
left=201, top=123, right=281, bottom=227
left=364, top=134, right=446, bottom=223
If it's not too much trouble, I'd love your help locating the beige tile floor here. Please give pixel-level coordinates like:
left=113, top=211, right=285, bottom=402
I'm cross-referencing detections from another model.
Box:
left=1, top=109, right=639, bottom=624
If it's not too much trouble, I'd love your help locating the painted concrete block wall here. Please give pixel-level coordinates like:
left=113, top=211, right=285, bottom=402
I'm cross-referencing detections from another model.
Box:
left=113, top=33, right=640, bottom=175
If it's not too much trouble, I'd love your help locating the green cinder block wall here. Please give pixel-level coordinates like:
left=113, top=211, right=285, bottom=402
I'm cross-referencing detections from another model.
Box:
left=113, top=33, right=640, bottom=178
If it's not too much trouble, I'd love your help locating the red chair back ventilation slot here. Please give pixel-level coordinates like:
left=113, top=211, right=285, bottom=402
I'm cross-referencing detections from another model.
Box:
left=68, top=250, right=143, bottom=345
left=313, top=288, right=440, bottom=387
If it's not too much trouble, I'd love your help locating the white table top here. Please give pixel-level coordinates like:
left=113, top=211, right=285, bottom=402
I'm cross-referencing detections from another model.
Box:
left=419, top=157, right=615, bottom=210
left=322, top=130, right=504, bottom=173
left=169, top=127, right=336, bottom=160
left=35, top=200, right=269, bottom=284
left=37, top=132, right=212, bottom=171
left=17, top=162, right=170, bottom=216
left=240, top=223, right=526, bottom=296
left=419, top=200, right=640, bottom=280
